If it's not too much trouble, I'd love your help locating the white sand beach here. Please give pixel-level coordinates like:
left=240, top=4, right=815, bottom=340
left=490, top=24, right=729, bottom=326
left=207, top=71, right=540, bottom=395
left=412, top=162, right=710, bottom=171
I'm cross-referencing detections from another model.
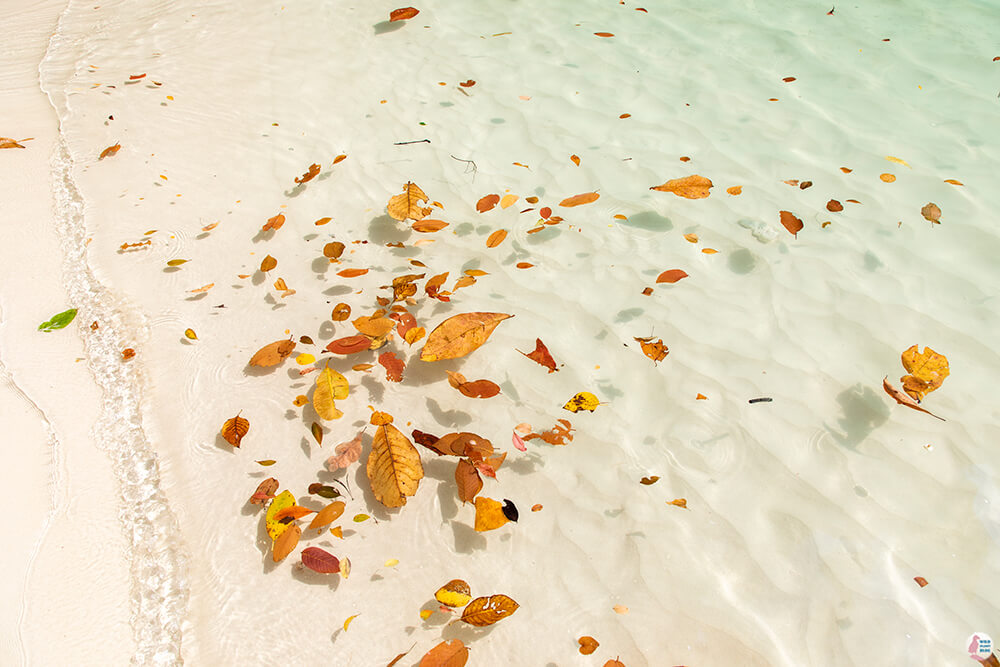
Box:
left=4, top=0, right=1000, bottom=665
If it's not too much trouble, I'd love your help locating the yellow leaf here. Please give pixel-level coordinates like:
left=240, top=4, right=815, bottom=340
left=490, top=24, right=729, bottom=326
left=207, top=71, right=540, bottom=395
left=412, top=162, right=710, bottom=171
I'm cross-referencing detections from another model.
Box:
left=460, top=594, right=519, bottom=626
left=343, top=614, right=360, bottom=631
left=435, top=579, right=472, bottom=608
left=314, top=364, right=349, bottom=420
left=352, top=315, right=395, bottom=338
left=260, top=254, right=277, bottom=272
left=296, top=353, right=315, bottom=365
left=387, top=181, right=432, bottom=221
left=265, top=490, right=296, bottom=540
left=330, top=526, right=343, bottom=538
left=943, top=179, right=963, bottom=186
left=668, top=498, right=688, bottom=509
left=886, top=155, right=911, bottom=168
left=404, top=326, right=425, bottom=345
left=293, top=394, right=309, bottom=406
left=384, top=558, right=399, bottom=567
left=683, top=233, right=699, bottom=243
left=367, top=421, right=424, bottom=507
left=183, top=328, right=198, bottom=340
left=272, top=523, right=301, bottom=562
left=474, top=496, right=510, bottom=532
left=420, top=312, right=513, bottom=362
left=353, top=513, right=370, bottom=522
left=166, top=258, right=188, bottom=267
left=220, top=413, right=249, bottom=447
left=499, top=193, right=519, bottom=209
left=900, top=345, right=949, bottom=402
left=563, top=391, right=600, bottom=413
left=419, top=609, right=433, bottom=620
left=650, top=174, right=713, bottom=199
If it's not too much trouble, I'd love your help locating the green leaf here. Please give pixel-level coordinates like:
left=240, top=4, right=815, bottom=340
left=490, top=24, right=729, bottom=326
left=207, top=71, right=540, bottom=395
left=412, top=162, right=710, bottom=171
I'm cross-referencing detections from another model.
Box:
left=38, top=308, right=78, bottom=332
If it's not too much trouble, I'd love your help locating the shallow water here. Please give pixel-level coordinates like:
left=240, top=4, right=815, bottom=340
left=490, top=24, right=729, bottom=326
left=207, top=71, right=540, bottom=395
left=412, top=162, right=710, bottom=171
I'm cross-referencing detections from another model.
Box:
left=34, top=0, right=1000, bottom=664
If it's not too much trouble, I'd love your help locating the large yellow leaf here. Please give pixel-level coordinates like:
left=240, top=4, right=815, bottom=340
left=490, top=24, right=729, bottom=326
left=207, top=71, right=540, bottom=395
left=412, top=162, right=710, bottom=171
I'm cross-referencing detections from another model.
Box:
left=265, top=490, right=296, bottom=540
left=459, top=594, right=519, bottom=626
left=366, top=422, right=424, bottom=507
left=474, top=496, right=509, bottom=531
left=900, top=345, right=949, bottom=402
left=387, top=181, right=432, bottom=221
left=314, top=364, right=349, bottom=420
left=419, top=312, right=513, bottom=362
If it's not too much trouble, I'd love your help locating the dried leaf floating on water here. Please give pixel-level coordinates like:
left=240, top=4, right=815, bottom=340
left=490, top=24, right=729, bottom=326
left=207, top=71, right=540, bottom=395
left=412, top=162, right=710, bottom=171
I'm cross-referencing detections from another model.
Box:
left=634, top=336, right=668, bottom=364
left=412, top=219, right=448, bottom=233
left=378, top=351, right=405, bottom=382
left=460, top=594, right=519, bottom=626
left=779, top=210, right=804, bottom=237
left=389, top=6, right=419, bottom=21
left=655, top=269, right=688, bottom=284
left=0, top=136, right=31, bottom=149
left=325, top=335, right=371, bottom=355
left=486, top=229, right=508, bottom=247
left=420, top=312, right=513, bottom=361
left=455, top=458, right=483, bottom=503
left=419, top=639, right=469, bottom=667
left=435, top=579, right=472, bottom=608
left=260, top=254, right=277, bottom=272
left=294, top=163, right=320, bottom=184
left=558, top=191, right=600, bottom=207
left=265, top=490, right=296, bottom=540
left=272, top=524, right=301, bottom=562
left=314, top=364, right=349, bottom=420
left=650, top=174, right=713, bottom=199
left=476, top=194, right=500, bottom=212
left=564, top=391, right=600, bottom=413
left=579, top=636, right=600, bottom=655
left=327, top=431, right=364, bottom=471
left=518, top=338, right=558, bottom=372
left=99, top=143, right=121, bottom=159
left=249, top=339, right=295, bottom=367
left=301, top=546, right=340, bottom=573
left=899, top=345, right=949, bottom=402
left=263, top=213, right=285, bottom=231
left=366, top=411, right=424, bottom=507
left=387, top=181, right=432, bottom=221
left=921, top=202, right=942, bottom=224
left=474, top=496, right=510, bottom=531
left=308, top=501, right=346, bottom=530
left=249, top=477, right=279, bottom=505
left=221, top=413, right=250, bottom=447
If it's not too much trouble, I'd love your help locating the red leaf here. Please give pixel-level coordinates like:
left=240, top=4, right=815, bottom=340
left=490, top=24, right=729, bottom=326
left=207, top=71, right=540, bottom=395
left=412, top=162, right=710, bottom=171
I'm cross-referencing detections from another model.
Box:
left=476, top=194, right=500, bottom=212
left=389, top=7, right=419, bottom=22
left=518, top=338, right=558, bottom=372
left=325, top=335, right=371, bottom=355
left=457, top=379, right=501, bottom=398
left=779, top=210, right=803, bottom=237
left=882, top=377, right=945, bottom=421
left=301, top=546, right=340, bottom=573
left=655, top=269, right=688, bottom=284
left=378, top=351, right=405, bottom=382
left=455, top=459, right=483, bottom=503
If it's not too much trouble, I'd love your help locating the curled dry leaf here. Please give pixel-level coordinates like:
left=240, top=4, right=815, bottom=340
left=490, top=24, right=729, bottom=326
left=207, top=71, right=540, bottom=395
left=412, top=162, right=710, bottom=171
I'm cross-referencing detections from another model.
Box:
left=650, top=174, right=713, bottom=199
left=559, top=191, right=600, bottom=207
left=387, top=181, right=431, bottom=221
left=419, top=639, right=469, bottom=667
left=300, top=546, right=340, bottom=573
left=827, top=199, right=844, bottom=212
left=367, top=418, right=424, bottom=507
left=272, top=524, right=301, bottom=562
left=249, top=477, right=279, bottom=505
left=314, top=364, right=349, bottom=420
left=425, top=272, right=450, bottom=302
left=294, top=163, right=320, bottom=184
left=578, top=636, right=600, bottom=655
left=99, top=143, right=121, bottom=159
left=249, top=339, right=296, bottom=367
left=656, top=269, right=688, bottom=284
left=460, top=594, right=519, bottom=626
left=900, top=344, right=949, bottom=401
left=413, top=219, right=448, bottom=233
left=389, top=6, right=419, bottom=21
left=883, top=377, right=945, bottom=421
left=420, top=312, right=513, bottom=361
left=640, top=475, right=660, bottom=485
left=779, top=210, right=803, bottom=237
left=435, top=579, right=472, bottom=608
left=518, top=338, right=558, bottom=372
left=921, top=202, right=942, bottom=224
left=474, top=496, right=509, bottom=531
left=221, top=413, right=250, bottom=447
left=327, top=431, right=364, bottom=471
left=324, top=241, right=346, bottom=259
left=331, top=303, right=352, bottom=321
left=524, top=419, right=574, bottom=445
left=455, top=458, right=483, bottom=503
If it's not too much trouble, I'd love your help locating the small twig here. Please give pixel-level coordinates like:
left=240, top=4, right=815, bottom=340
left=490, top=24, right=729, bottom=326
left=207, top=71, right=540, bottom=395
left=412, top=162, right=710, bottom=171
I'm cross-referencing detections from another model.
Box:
left=450, top=154, right=478, bottom=182
left=393, top=139, right=430, bottom=145
left=332, top=477, right=354, bottom=500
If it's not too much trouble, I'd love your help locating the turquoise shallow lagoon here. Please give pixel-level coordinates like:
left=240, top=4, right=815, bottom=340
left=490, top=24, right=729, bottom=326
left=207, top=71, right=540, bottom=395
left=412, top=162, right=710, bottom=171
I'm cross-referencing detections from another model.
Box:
left=28, top=0, right=1000, bottom=664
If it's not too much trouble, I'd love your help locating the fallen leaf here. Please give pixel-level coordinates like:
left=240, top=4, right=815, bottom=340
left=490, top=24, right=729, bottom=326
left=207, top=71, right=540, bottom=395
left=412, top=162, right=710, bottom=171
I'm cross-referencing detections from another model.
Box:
left=309, top=422, right=323, bottom=446
left=354, top=314, right=395, bottom=338
left=413, top=219, right=449, bottom=233
left=518, top=338, right=558, bottom=372
left=921, top=202, right=942, bottom=224
left=667, top=498, right=688, bottom=509
left=256, top=459, right=276, bottom=466
left=331, top=303, right=352, bottom=321
left=594, top=31, right=615, bottom=37
left=260, top=255, right=277, bottom=272
left=880, top=173, right=896, bottom=183
left=640, top=476, right=660, bottom=485
left=121, top=348, right=136, bottom=360
left=404, top=326, right=426, bottom=345
left=314, top=364, right=349, bottom=420
left=435, top=579, right=472, bottom=607
left=683, top=233, right=699, bottom=243
left=943, top=179, right=963, bottom=186
left=779, top=210, right=804, bottom=237
left=249, top=339, right=295, bottom=367
left=827, top=199, right=844, bottom=212
left=389, top=7, right=419, bottom=21
left=512, top=431, right=527, bottom=452
left=37, top=308, right=78, bottom=332
left=301, top=546, right=340, bottom=573
left=650, top=175, right=713, bottom=199
left=516, top=262, right=534, bottom=269
left=886, top=155, right=910, bottom=168
left=476, top=194, right=500, bottom=212
left=166, top=258, right=188, bottom=267
left=343, top=613, right=360, bottom=631
left=248, top=477, right=279, bottom=505
left=459, top=79, right=476, bottom=88
left=559, top=192, right=600, bottom=207
left=272, top=505, right=315, bottom=521
left=332, top=154, right=347, bottom=165
left=367, top=418, right=424, bottom=507
left=0, top=137, right=30, bottom=149
left=524, top=419, right=574, bottom=445
left=308, top=501, right=346, bottom=530
left=337, top=268, right=369, bottom=278
left=531, top=503, right=542, bottom=512
left=914, top=576, right=929, bottom=587
left=294, top=163, right=320, bottom=184
left=578, top=636, right=600, bottom=655
left=221, top=413, right=250, bottom=447
left=99, top=143, right=121, bottom=159
left=388, top=182, right=431, bottom=221
left=727, top=185, right=743, bottom=195
left=379, top=351, right=405, bottom=382
left=308, top=483, right=340, bottom=499
left=263, top=213, right=285, bottom=231
left=634, top=336, right=668, bottom=364
left=265, top=490, right=296, bottom=540
left=603, top=660, right=626, bottom=667
left=330, top=526, right=343, bottom=538
left=900, top=345, right=949, bottom=402
left=696, top=393, right=707, bottom=400
left=455, top=459, right=483, bottom=503
left=272, top=523, right=301, bottom=562
left=420, top=312, right=512, bottom=361
left=460, top=594, right=519, bottom=626
left=425, top=272, right=450, bottom=302
left=486, top=229, right=508, bottom=247
left=325, top=335, right=371, bottom=355
left=324, top=241, right=346, bottom=259
left=326, top=431, right=364, bottom=471
left=353, top=514, right=370, bottom=522
left=656, top=269, right=688, bottom=284
left=474, top=496, right=510, bottom=531
left=419, top=639, right=469, bottom=667
left=612, top=604, right=629, bottom=614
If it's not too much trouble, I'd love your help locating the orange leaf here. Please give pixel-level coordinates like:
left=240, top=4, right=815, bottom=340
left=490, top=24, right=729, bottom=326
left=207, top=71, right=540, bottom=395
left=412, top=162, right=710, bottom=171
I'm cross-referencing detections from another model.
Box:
left=337, top=268, right=368, bottom=278
left=260, top=255, right=277, bottom=272
left=272, top=524, right=301, bottom=562
left=943, top=179, right=963, bottom=186
left=272, top=505, right=315, bottom=521
left=314, top=216, right=332, bottom=226
left=99, top=143, right=121, bottom=159
left=412, top=219, right=448, bottom=233
left=578, top=636, right=600, bottom=655
left=387, top=181, right=431, bottom=221
left=683, top=233, right=699, bottom=243
left=727, top=185, right=743, bottom=195
left=594, top=32, right=615, bottom=37
left=249, top=339, right=296, bottom=367
left=294, top=163, right=320, bottom=184
left=419, top=639, right=469, bottom=667
left=474, top=496, right=510, bottom=532
left=221, top=413, right=250, bottom=447
left=667, top=498, right=688, bottom=509
left=914, top=576, right=929, bottom=587
left=779, top=210, right=803, bottom=237
left=655, top=269, right=688, bottom=284
left=263, top=213, right=285, bottom=231
left=650, top=174, right=713, bottom=199
left=308, top=501, right=346, bottom=530
left=500, top=194, right=518, bottom=209
left=518, top=338, right=558, bottom=372
left=389, top=7, right=419, bottom=21
left=425, top=272, right=450, bottom=302
left=486, top=229, right=508, bottom=247
left=476, top=194, right=500, bottom=212
left=516, top=262, right=534, bottom=269
left=325, top=335, right=371, bottom=355
left=696, top=393, right=707, bottom=400
left=378, top=351, right=405, bottom=382
left=248, top=477, right=278, bottom=505
left=634, top=336, right=668, bottom=364
left=454, top=378, right=501, bottom=398
left=882, top=377, right=945, bottom=421
left=460, top=594, right=519, bottom=625
left=570, top=154, right=581, bottom=166
left=559, top=192, right=600, bottom=207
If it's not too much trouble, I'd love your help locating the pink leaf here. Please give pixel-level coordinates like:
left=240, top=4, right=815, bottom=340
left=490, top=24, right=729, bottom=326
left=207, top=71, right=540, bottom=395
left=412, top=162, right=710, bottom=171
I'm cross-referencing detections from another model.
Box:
left=326, top=431, right=364, bottom=470
left=512, top=431, right=527, bottom=452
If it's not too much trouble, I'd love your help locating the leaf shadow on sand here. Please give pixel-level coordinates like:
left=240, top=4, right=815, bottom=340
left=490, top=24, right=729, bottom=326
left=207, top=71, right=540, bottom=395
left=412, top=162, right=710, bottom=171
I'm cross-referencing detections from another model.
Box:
left=825, top=383, right=891, bottom=448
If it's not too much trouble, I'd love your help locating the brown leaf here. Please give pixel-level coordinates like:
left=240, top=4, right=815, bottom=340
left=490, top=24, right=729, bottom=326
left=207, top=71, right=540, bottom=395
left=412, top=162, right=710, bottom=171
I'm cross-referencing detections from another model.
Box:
left=559, top=191, right=600, bottom=207
left=314, top=216, right=332, bottom=226
left=882, top=377, right=945, bottom=421
left=419, top=639, right=469, bottom=667
left=914, top=576, right=929, bottom=587
left=518, top=338, right=558, bottom=372
left=221, top=413, right=250, bottom=447
left=378, top=351, right=405, bottom=382
left=324, top=241, right=345, bottom=259
left=650, top=174, right=713, bottom=199
left=325, top=335, right=371, bottom=355
left=99, top=143, right=121, bottom=159
left=578, top=636, right=600, bottom=655
left=640, top=475, right=660, bottom=485
left=486, top=229, right=508, bottom=248
left=779, top=210, right=803, bottom=237
left=570, top=154, right=581, bottom=166
left=331, top=303, right=352, bottom=321
left=367, top=420, right=424, bottom=507
left=272, top=523, right=301, bottom=562
left=476, top=194, right=500, bottom=212
left=260, top=254, right=277, bottom=272
left=326, top=432, right=364, bottom=471
left=420, top=312, right=513, bottom=362
left=263, top=213, right=285, bottom=231
left=921, top=202, right=942, bottom=224
left=456, top=378, right=501, bottom=398
left=524, top=419, right=575, bottom=446
left=294, top=163, right=320, bottom=184
left=300, top=546, right=340, bottom=573
left=827, top=199, right=844, bottom=212
left=249, top=339, right=296, bottom=367
left=435, top=579, right=472, bottom=607
left=455, top=458, right=483, bottom=503
left=433, top=432, right=494, bottom=457
left=412, top=219, right=449, bottom=233
left=655, top=269, right=688, bottom=284
left=460, top=594, right=519, bottom=625
left=389, top=7, right=419, bottom=21
left=387, top=182, right=431, bottom=221
left=248, top=477, right=278, bottom=505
